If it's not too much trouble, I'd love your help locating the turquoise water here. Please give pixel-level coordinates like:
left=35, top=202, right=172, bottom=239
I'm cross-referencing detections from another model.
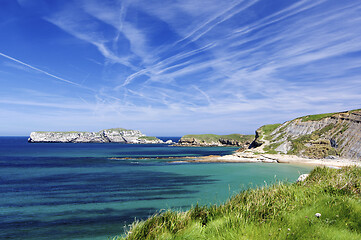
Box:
left=0, top=137, right=313, bottom=239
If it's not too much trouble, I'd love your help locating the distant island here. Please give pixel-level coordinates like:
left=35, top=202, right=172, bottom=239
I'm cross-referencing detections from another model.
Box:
left=176, top=134, right=254, bottom=148
left=28, top=128, right=171, bottom=144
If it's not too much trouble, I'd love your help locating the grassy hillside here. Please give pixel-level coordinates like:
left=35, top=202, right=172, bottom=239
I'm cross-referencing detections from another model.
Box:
left=299, top=109, right=361, bottom=122
left=116, top=166, right=361, bottom=240
left=257, top=124, right=281, bottom=140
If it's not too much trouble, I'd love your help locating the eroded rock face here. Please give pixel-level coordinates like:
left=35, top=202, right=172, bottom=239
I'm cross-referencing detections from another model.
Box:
left=249, top=129, right=264, bottom=149
left=28, top=128, right=163, bottom=144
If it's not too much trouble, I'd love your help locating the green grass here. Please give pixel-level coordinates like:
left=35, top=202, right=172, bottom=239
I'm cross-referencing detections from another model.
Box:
left=260, top=124, right=281, bottom=137
left=299, top=109, right=361, bottom=122
left=349, top=109, right=361, bottom=113
left=301, top=113, right=336, bottom=122
left=180, top=134, right=254, bottom=143
left=263, top=142, right=283, bottom=154
left=219, top=134, right=255, bottom=142
left=115, top=166, right=361, bottom=240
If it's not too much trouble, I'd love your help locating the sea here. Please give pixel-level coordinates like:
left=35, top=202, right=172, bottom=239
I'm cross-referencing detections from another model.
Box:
left=0, top=137, right=313, bottom=240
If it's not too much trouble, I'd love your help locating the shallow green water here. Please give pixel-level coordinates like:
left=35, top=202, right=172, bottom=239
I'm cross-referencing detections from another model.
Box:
left=0, top=137, right=313, bottom=239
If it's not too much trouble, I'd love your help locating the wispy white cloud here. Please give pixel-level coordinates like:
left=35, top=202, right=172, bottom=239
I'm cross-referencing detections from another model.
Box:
left=3, top=0, right=361, bottom=135
left=0, top=52, right=83, bottom=87
left=174, top=0, right=259, bottom=44
left=0, top=99, right=93, bottom=110
left=45, top=8, right=137, bottom=69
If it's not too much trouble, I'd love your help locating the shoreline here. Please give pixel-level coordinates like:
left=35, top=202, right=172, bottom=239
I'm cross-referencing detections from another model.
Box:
left=109, top=152, right=360, bottom=168
left=172, top=152, right=361, bottom=168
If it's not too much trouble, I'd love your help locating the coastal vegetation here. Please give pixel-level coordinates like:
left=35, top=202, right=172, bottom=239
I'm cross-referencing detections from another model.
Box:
left=248, top=124, right=281, bottom=151
left=300, top=112, right=337, bottom=122
left=258, top=124, right=281, bottom=140
left=116, top=166, right=361, bottom=239
left=300, top=109, right=361, bottom=122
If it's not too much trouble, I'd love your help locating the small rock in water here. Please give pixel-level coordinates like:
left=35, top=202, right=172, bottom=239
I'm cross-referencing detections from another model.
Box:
left=315, top=213, right=321, bottom=218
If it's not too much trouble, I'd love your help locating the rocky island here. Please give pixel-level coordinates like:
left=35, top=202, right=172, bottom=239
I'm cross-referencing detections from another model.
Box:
left=176, top=134, right=254, bottom=148
left=28, top=128, right=169, bottom=144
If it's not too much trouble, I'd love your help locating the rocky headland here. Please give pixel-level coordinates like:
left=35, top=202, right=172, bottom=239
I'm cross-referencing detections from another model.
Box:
left=28, top=128, right=169, bottom=144
left=172, top=109, right=361, bottom=167
left=175, top=134, right=254, bottom=148
left=250, top=109, right=361, bottom=160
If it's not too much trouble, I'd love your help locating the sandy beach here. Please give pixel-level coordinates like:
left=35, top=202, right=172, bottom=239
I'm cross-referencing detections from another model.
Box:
left=109, top=148, right=360, bottom=168
left=169, top=151, right=361, bottom=168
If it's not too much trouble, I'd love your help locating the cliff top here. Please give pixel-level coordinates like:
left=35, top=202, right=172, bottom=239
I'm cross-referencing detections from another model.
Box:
left=297, top=108, right=361, bottom=122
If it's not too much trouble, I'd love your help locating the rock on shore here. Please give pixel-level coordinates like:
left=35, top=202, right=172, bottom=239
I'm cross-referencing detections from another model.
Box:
left=28, top=128, right=165, bottom=144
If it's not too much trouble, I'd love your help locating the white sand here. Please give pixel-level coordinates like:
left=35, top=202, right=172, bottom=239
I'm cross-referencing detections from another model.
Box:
left=182, top=151, right=360, bottom=168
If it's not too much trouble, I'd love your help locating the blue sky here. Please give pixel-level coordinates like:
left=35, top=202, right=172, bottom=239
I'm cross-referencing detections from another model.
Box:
left=1, top=0, right=361, bottom=136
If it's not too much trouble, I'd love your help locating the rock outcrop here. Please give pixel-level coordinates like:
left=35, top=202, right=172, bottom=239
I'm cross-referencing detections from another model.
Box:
left=176, top=134, right=254, bottom=148
left=250, top=109, right=361, bottom=160
left=28, top=128, right=165, bottom=144
left=296, top=174, right=309, bottom=182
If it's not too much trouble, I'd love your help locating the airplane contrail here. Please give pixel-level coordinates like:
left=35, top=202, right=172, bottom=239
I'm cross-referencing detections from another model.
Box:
left=0, top=52, right=83, bottom=87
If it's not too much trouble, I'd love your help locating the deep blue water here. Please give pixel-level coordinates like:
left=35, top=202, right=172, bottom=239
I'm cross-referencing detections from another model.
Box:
left=0, top=137, right=312, bottom=239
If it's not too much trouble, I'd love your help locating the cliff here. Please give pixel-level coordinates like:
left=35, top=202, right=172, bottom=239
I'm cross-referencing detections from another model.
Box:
left=177, top=134, right=254, bottom=148
left=28, top=128, right=165, bottom=144
left=250, top=109, right=361, bottom=160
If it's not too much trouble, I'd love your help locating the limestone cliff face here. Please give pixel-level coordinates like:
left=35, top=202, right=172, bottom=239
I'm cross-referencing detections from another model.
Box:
left=28, top=128, right=164, bottom=144
left=251, top=109, right=361, bottom=160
